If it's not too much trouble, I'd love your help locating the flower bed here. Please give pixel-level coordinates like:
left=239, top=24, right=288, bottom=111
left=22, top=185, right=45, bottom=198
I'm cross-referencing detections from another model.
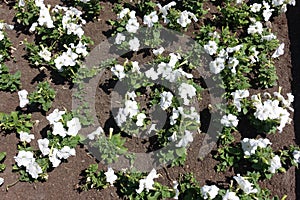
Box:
left=0, top=0, right=299, bottom=199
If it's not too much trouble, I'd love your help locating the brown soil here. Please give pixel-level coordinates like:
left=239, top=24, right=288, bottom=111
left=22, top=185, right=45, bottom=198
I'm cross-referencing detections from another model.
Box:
left=0, top=1, right=299, bottom=200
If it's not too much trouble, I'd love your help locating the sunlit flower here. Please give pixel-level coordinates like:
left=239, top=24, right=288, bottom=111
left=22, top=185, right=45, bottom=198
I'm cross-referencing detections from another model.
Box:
left=129, top=37, right=140, bottom=52
left=38, top=138, right=50, bottom=156
left=272, top=43, right=285, bottom=58
left=233, top=174, right=258, bottom=194
left=66, top=117, right=81, bottom=136
left=200, top=185, right=219, bottom=199
left=160, top=91, right=173, bottom=110
left=268, top=155, right=282, bottom=173
left=105, top=167, right=118, bottom=186
left=136, top=113, right=146, bottom=127
left=136, top=168, right=159, bottom=193
left=143, top=11, right=159, bottom=27
left=18, top=89, right=29, bottom=108
left=221, top=114, right=239, bottom=127
left=57, top=146, right=76, bottom=159
left=19, top=131, right=35, bottom=143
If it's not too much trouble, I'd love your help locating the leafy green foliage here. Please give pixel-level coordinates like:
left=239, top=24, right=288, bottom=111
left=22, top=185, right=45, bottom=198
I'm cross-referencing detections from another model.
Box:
left=0, top=111, right=33, bottom=133
left=0, top=152, right=6, bottom=172
left=0, top=64, right=21, bottom=92
left=28, top=81, right=56, bottom=112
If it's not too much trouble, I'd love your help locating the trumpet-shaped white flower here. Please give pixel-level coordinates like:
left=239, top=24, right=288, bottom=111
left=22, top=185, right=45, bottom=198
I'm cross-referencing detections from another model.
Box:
left=160, top=91, right=173, bottom=110
left=105, top=167, right=118, bottom=186
left=209, top=57, right=225, bottom=74
left=143, top=11, right=159, bottom=27
left=49, top=148, right=61, bottom=167
left=177, top=10, right=198, bottom=28
left=67, top=117, right=81, bottom=136
left=111, top=64, right=126, bottom=80
left=136, top=169, right=159, bottom=193
left=19, top=131, right=35, bottom=143
left=233, top=174, right=258, bottom=194
left=231, top=89, right=249, bottom=112
left=126, top=17, right=139, bottom=33
left=268, top=155, right=282, bottom=173
left=263, top=1, right=274, bottom=21
left=176, top=130, right=193, bottom=147
left=57, top=146, right=76, bottom=159
left=38, top=47, right=51, bottom=62
left=26, top=161, right=43, bottom=179
left=18, top=89, right=29, bottom=108
left=52, top=122, right=67, bottom=137
left=204, top=41, right=218, bottom=55
left=136, top=113, right=146, bottom=127
left=38, top=138, right=50, bottom=156
left=200, top=185, right=219, bottom=199
left=222, top=190, right=240, bottom=200
left=38, top=5, right=55, bottom=28
left=173, top=181, right=180, bottom=199
left=272, top=43, right=285, bottom=58
left=115, top=33, right=126, bottom=45
left=247, top=21, right=263, bottom=35
left=14, top=151, right=35, bottom=167
left=250, top=3, right=262, bottom=12
left=0, top=177, right=4, bottom=186
left=124, top=100, right=139, bottom=118
left=157, top=1, right=176, bottom=23
left=241, top=138, right=271, bottom=156
left=153, top=47, right=165, bottom=56
left=221, top=114, right=239, bottom=127
left=46, top=109, right=65, bottom=125
left=178, top=83, right=196, bottom=105
left=87, top=127, right=104, bottom=140
left=293, top=150, right=300, bottom=163
left=145, top=67, right=159, bottom=80
left=129, top=37, right=140, bottom=52
left=118, top=8, right=130, bottom=19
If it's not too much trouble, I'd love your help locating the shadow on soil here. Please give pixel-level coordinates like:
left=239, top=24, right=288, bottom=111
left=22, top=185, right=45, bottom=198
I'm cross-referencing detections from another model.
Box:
left=287, top=4, right=300, bottom=199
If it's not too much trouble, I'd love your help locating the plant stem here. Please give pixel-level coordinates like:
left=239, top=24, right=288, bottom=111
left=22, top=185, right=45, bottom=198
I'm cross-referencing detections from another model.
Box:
left=6, top=180, right=19, bottom=191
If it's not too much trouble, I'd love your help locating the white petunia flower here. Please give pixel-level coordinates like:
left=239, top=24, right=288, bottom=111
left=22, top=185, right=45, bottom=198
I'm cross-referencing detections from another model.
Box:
left=153, top=47, right=165, bottom=56
left=177, top=10, right=198, bottom=28
left=178, top=83, right=196, bottom=105
left=250, top=3, right=262, bottom=12
left=19, top=131, right=35, bottom=143
left=160, top=91, right=173, bottom=110
left=126, top=17, right=139, bottom=33
left=14, top=150, right=35, bottom=168
left=46, top=109, right=65, bottom=125
left=29, top=22, right=38, bottom=32
left=129, top=37, right=140, bottom=52
left=247, top=21, right=263, bottom=35
left=124, top=100, right=139, bottom=118
left=170, top=108, right=180, bottom=125
left=262, top=33, right=277, bottom=41
left=67, top=117, right=81, bottom=136
left=118, top=8, right=130, bottom=19
left=87, top=126, right=104, bottom=140
left=200, top=185, right=219, bottom=199
left=209, top=57, right=225, bottom=74
left=0, top=177, right=4, bottom=186
left=104, top=167, right=118, bottom=186
left=157, top=1, right=176, bottom=23
left=26, top=161, right=42, bottom=179
left=231, top=89, right=249, bottom=112
left=145, top=67, right=159, bottom=80
left=37, top=138, right=50, bottom=156
left=111, top=64, right=126, bottom=80
left=38, top=5, right=55, bottom=28
left=38, top=47, right=51, bottom=62
left=57, top=146, right=76, bottom=159
left=115, top=108, right=127, bottom=126
left=222, top=190, right=240, bottom=200
left=115, top=33, right=126, bottom=45
left=143, top=11, right=159, bottom=27
left=18, top=89, right=29, bottom=108
left=49, top=148, right=61, bottom=167
left=136, top=168, right=159, bottom=193
left=176, top=130, right=193, bottom=148
left=233, top=174, right=258, bottom=194
left=136, top=113, right=146, bottom=127
left=268, top=155, right=281, bottom=173
left=272, top=43, right=285, bottom=58
left=204, top=40, right=218, bottom=55
left=221, top=114, right=239, bottom=127
left=263, top=1, right=274, bottom=21
left=52, top=122, right=67, bottom=137
left=293, top=150, right=300, bottom=163
left=173, top=181, right=180, bottom=199
left=131, top=61, right=141, bottom=74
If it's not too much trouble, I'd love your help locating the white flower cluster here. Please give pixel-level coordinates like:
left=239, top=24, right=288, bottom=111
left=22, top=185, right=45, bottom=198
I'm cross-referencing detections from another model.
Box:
left=14, top=150, right=43, bottom=179
left=54, top=41, right=88, bottom=71
left=207, top=40, right=243, bottom=74
left=160, top=91, right=173, bottom=110
left=143, top=11, right=159, bottom=28
left=60, top=7, right=86, bottom=38
left=252, top=90, right=294, bottom=133
left=241, top=138, right=272, bottom=156
left=136, top=168, right=159, bottom=193
left=118, top=8, right=140, bottom=33
left=268, top=155, right=282, bottom=173
left=115, top=92, right=146, bottom=127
